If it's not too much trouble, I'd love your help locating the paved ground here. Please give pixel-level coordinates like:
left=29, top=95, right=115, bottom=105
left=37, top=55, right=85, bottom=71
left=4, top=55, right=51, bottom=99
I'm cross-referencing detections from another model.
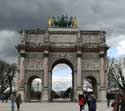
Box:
left=0, top=101, right=112, bottom=111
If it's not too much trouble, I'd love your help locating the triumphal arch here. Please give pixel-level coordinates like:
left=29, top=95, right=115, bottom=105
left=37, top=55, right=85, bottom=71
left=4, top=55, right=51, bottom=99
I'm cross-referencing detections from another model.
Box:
left=16, top=16, right=109, bottom=102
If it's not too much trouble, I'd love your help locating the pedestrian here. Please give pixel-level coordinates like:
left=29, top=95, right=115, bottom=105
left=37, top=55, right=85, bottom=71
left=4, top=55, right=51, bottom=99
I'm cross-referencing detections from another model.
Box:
left=87, top=94, right=96, bottom=111
left=111, top=94, right=121, bottom=111
left=10, top=93, right=16, bottom=111
left=16, top=92, right=22, bottom=111
left=1, top=94, right=5, bottom=103
left=106, top=91, right=111, bottom=107
left=78, top=94, right=86, bottom=111
left=120, top=94, right=125, bottom=111
left=5, top=93, right=9, bottom=103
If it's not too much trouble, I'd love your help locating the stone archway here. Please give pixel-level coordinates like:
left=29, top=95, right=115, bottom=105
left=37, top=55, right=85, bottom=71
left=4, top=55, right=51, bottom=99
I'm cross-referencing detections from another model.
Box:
left=27, top=76, right=42, bottom=102
left=50, top=59, right=74, bottom=102
left=17, top=27, right=109, bottom=102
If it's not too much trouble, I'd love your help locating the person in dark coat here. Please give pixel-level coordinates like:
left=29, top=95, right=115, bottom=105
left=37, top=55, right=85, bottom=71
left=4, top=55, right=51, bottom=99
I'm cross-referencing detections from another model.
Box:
left=5, top=94, right=9, bottom=103
left=16, top=93, right=22, bottom=111
left=106, top=92, right=111, bottom=107
left=88, top=94, right=96, bottom=111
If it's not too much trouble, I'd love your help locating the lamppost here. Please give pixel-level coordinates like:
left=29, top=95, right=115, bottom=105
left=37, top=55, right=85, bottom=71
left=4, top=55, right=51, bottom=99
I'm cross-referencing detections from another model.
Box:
left=8, top=73, right=13, bottom=96
left=7, top=66, right=15, bottom=96
left=37, top=82, right=40, bottom=92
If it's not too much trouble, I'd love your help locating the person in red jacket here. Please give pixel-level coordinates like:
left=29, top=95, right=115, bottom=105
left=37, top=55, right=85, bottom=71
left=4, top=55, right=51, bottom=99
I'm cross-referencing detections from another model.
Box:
left=78, top=94, right=86, bottom=111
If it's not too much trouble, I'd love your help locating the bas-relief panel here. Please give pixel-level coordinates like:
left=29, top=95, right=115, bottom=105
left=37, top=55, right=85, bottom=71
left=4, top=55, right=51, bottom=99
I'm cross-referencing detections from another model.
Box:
left=48, top=52, right=77, bottom=70
left=24, top=58, right=43, bottom=70
left=26, top=34, right=44, bottom=44
left=49, top=34, right=77, bottom=43
left=24, top=53, right=44, bottom=69
left=81, top=34, right=100, bottom=44
left=26, top=52, right=44, bottom=59
left=82, top=53, right=99, bottom=59
left=82, top=59, right=100, bottom=70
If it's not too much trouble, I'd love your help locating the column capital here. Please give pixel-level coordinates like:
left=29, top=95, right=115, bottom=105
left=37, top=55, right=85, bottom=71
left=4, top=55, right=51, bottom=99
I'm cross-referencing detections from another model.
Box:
left=100, top=51, right=105, bottom=57
left=44, top=50, right=49, bottom=57
left=77, top=50, right=82, bottom=57
left=20, top=50, right=26, bottom=57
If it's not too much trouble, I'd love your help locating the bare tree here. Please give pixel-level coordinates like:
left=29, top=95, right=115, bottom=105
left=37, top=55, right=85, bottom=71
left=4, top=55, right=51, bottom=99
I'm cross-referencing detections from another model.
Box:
left=0, top=60, right=9, bottom=94
left=0, top=60, right=16, bottom=95
left=107, top=58, right=125, bottom=93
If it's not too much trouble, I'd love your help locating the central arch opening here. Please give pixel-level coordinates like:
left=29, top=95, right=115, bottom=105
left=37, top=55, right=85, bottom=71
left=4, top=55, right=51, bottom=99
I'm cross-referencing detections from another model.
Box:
left=51, top=59, right=74, bottom=102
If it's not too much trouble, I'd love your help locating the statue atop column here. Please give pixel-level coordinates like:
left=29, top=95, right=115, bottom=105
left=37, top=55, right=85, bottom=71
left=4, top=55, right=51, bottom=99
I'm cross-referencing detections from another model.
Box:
left=48, top=15, right=78, bottom=28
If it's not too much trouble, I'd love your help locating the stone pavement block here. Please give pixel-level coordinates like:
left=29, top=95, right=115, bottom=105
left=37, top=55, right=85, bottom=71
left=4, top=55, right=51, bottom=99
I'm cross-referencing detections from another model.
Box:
left=0, top=101, right=112, bottom=111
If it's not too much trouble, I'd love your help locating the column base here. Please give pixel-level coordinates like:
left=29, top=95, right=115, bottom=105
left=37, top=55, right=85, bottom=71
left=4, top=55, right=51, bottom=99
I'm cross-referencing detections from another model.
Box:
left=99, top=87, right=106, bottom=101
left=42, top=88, right=49, bottom=102
left=75, top=87, right=83, bottom=101
left=18, top=87, right=24, bottom=102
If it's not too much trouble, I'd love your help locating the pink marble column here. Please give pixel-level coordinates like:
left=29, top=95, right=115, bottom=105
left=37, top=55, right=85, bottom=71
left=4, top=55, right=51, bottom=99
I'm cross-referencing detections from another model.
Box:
left=100, top=51, right=105, bottom=87
left=43, top=51, right=49, bottom=87
left=77, top=50, right=82, bottom=87
left=19, top=56, right=25, bottom=88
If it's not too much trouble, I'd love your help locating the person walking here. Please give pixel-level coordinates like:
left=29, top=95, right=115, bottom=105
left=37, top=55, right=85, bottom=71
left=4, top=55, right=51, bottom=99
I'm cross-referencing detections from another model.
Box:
left=10, top=93, right=16, bottom=111
left=120, top=94, right=125, bottom=111
left=106, top=92, right=111, bottom=107
left=5, top=94, right=9, bottom=103
left=1, top=94, right=5, bottom=102
left=78, top=94, right=86, bottom=111
left=16, top=93, right=22, bottom=111
left=87, top=94, right=96, bottom=111
left=111, top=94, right=121, bottom=111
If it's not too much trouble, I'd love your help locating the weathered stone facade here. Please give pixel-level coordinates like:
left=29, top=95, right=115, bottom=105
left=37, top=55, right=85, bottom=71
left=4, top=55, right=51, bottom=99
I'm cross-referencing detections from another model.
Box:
left=16, top=28, right=109, bottom=102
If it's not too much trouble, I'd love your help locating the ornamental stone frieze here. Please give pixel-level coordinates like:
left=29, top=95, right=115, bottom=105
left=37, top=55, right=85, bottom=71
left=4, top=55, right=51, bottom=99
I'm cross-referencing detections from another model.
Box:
left=26, top=52, right=44, bottom=58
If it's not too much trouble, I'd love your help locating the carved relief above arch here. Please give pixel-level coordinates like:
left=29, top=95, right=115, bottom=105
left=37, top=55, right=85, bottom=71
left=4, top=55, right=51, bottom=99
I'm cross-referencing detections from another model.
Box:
left=48, top=52, right=76, bottom=72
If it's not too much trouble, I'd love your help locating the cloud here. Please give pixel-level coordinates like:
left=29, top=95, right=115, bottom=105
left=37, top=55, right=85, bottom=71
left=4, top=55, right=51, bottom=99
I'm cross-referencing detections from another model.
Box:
left=52, top=64, right=72, bottom=91
left=0, top=0, right=65, bottom=30
left=0, top=0, right=125, bottom=62
left=0, top=30, right=20, bottom=63
left=0, top=0, right=125, bottom=33
left=117, top=40, right=125, bottom=56
left=107, top=34, right=125, bottom=58
left=52, top=75, right=72, bottom=91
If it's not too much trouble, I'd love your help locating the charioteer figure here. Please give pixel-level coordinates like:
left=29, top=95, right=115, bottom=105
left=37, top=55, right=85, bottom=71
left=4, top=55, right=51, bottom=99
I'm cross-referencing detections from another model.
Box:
left=48, top=15, right=78, bottom=28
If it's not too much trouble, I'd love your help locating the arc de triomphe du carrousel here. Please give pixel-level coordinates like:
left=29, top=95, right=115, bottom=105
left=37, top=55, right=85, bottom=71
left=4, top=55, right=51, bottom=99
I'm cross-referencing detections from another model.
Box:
left=16, top=16, right=109, bottom=102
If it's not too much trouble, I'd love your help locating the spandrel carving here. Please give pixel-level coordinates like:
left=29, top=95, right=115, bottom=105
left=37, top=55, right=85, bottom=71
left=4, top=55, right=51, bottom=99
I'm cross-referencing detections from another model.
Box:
left=82, top=59, right=100, bottom=70
left=25, top=59, right=43, bottom=69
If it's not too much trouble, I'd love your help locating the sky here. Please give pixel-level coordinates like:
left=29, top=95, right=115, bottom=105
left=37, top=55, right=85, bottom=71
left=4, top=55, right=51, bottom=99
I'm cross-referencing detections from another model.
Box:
left=0, top=0, right=125, bottom=63
left=52, top=64, right=72, bottom=91
left=1, top=0, right=125, bottom=91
